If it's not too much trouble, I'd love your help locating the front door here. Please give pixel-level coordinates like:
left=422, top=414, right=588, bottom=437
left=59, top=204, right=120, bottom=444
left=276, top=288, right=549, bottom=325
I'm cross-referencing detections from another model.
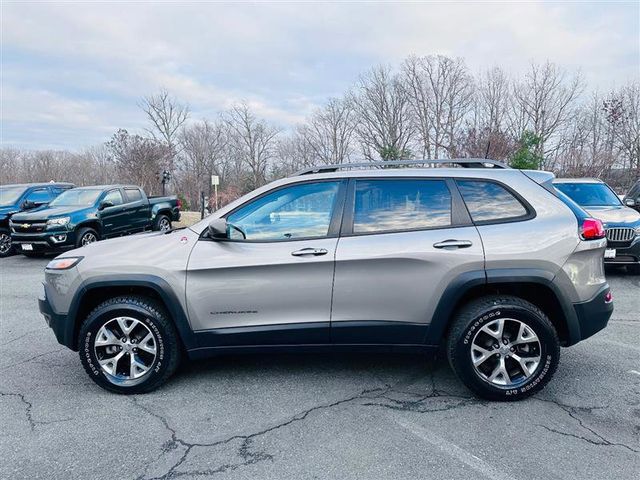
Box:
left=98, top=188, right=126, bottom=236
left=331, top=178, right=485, bottom=345
left=186, top=180, right=346, bottom=346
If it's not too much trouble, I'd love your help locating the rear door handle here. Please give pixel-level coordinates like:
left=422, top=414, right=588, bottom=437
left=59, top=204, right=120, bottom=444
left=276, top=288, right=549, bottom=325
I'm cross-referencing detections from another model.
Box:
left=291, top=248, right=328, bottom=257
left=433, top=239, right=473, bottom=249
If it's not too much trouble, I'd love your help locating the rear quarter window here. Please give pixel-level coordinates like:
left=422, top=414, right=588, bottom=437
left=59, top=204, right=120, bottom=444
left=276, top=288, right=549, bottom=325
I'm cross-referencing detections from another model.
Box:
left=456, top=180, right=529, bottom=223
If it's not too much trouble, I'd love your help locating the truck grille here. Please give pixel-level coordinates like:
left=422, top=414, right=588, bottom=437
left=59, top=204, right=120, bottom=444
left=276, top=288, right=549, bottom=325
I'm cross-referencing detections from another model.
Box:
left=606, top=227, right=635, bottom=243
left=10, top=221, right=47, bottom=233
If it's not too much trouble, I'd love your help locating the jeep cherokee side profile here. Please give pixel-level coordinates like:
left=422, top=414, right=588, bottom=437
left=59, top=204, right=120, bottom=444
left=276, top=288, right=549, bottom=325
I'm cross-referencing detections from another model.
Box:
left=38, top=160, right=613, bottom=400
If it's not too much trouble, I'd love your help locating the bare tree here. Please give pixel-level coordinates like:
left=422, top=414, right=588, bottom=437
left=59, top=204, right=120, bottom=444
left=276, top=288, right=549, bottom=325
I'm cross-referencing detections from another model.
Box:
left=352, top=65, right=415, bottom=161
left=402, top=55, right=474, bottom=158
left=224, top=103, right=280, bottom=191
left=140, top=89, right=190, bottom=154
left=509, top=62, right=584, bottom=167
left=298, top=97, right=356, bottom=165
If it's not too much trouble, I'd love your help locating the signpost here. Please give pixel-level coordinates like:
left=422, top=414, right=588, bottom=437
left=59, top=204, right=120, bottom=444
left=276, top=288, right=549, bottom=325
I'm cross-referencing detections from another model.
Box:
left=211, top=175, right=219, bottom=211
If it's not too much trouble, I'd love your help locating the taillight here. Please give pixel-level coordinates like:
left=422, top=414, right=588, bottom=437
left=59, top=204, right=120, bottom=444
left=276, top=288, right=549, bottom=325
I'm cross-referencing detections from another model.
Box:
left=604, top=291, right=613, bottom=304
left=177, top=198, right=182, bottom=209
left=581, top=218, right=605, bottom=240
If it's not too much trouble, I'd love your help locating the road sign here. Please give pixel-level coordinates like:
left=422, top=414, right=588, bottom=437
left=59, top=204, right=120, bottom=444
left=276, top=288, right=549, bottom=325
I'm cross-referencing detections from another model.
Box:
left=211, top=175, right=220, bottom=186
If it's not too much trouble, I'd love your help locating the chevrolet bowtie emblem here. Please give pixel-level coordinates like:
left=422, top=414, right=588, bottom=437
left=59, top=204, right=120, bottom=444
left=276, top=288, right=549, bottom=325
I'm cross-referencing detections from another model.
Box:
left=22, top=223, right=31, bottom=228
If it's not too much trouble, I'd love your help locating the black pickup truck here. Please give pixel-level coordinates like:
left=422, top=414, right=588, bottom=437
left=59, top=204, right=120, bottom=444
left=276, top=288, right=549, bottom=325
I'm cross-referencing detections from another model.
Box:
left=0, top=182, right=75, bottom=257
left=10, top=185, right=180, bottom=256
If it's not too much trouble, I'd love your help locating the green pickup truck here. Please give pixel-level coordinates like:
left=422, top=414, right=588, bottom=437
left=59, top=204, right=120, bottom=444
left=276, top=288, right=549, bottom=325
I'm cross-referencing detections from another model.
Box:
left=10, top=185, right=181, bottom=256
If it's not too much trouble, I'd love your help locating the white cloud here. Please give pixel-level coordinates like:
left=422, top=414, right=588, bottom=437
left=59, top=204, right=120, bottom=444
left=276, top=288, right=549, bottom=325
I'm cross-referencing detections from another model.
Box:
left=1, top=1, right=638, bottom=149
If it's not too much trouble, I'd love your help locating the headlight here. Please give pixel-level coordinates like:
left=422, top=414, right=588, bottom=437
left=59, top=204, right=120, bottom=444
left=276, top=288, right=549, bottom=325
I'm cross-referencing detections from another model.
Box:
left=47, top=217, right=70, bottom=226
left=45, top=257, right=83, bottom=270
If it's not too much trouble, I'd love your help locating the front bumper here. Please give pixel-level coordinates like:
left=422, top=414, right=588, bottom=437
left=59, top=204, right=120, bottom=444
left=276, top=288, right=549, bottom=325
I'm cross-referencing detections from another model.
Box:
left=604, top=236, right=640, bottom=265
left=12, top=230, right=77, bottom=253
left=572, top=285, right=614, bottom=342
left=38, top=290, right=71, bottom=347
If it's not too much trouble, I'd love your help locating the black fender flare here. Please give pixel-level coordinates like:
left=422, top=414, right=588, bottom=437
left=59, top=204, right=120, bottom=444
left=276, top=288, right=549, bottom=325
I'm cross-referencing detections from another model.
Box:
left=64, top=274, right=195, bottom=351
left=424, top=268, right=580, bottom=346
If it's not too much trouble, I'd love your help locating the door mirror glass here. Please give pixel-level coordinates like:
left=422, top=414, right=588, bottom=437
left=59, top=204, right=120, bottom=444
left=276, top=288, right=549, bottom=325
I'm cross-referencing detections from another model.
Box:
left=98, top=201, right=114, bottom=211
left=208, top=218, right=229, bottom=239
left=624, top=198, right=636, bottom=207
left=21, top=200, right=35, bottom=210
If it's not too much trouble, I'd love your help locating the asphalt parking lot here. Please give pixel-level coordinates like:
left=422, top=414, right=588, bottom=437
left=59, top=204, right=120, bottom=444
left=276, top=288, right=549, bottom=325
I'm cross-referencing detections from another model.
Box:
left=1, top=255, right=638, bottom=480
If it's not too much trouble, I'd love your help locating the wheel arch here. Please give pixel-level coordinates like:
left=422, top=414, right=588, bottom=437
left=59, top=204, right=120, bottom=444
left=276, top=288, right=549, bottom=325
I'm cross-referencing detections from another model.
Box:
left=64, top=275, right=193, bottom=351
left=75, top=220, right=102, bottom=237
left=426, top=268, right=580, bottom=347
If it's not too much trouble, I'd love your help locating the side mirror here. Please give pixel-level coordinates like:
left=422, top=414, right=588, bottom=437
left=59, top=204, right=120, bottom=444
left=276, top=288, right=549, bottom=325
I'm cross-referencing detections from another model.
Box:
left=624, top=198, right=636, bottom=207
left=98, top=201, right=114, bottom=211
left=21, top=200, right=35, bottom=210
left=208, top=218, right=228, bottom=239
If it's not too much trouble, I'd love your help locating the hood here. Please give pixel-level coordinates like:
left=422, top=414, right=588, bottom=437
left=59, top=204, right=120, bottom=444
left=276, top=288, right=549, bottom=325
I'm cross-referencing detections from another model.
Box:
left=0, top=205, right=20, bottom=219
left=64, top=228, right=198, bottom=275
left=12, top=206, right=92, bottom=221
left=584, top=206, right=640, bottom=226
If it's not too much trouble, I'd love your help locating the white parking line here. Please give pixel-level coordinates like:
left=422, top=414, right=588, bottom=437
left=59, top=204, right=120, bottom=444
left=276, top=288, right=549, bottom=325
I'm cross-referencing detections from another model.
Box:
left=396, top=419, right=519, bottom=480
left=629, top=370, right=640, bottom=377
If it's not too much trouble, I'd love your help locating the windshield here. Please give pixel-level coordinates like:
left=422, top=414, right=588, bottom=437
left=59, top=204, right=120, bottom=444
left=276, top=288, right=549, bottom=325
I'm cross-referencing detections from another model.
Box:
left=554, top=183, right=621, bottom=207
left=0, top=186, right=28, bottom=207
left=49, top=189, right=103, bottom=207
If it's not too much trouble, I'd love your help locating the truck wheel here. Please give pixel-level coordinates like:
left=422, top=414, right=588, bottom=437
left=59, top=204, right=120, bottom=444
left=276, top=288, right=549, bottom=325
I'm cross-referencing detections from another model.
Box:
left=76, top=227, right=99, bottom=247
left=447, top=295, right=560, bottom=401
left=154, top=214, right=172, bottom=232
left=0, top=229, right=15, bottom=257
left=78, top=295, right=181, bottom=394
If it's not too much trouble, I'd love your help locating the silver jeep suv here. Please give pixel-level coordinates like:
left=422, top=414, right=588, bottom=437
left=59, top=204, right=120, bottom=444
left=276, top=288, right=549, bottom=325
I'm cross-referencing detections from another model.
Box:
left=39, top=160, right=613, bottom=400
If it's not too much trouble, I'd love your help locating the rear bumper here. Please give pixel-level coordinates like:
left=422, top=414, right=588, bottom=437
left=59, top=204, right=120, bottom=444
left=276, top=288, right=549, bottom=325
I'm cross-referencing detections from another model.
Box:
left=604, top=236, right=640, bottom=265
left=571, top=285, right=613, bottom=343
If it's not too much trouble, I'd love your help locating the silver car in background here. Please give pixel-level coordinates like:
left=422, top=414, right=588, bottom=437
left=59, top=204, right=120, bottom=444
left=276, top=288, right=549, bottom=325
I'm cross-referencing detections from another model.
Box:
left=39, top=160, right=613, bottom=400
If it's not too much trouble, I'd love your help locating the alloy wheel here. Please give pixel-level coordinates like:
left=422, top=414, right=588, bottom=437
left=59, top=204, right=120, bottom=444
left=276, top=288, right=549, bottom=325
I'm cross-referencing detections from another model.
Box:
left=94, top=316, right=157, bottom=385
left=159, top=217, right=171, bottom=232
left=470, top=318, right=542, bottom=387
left=0, top=233, right=11, bottom=254
left=81, top=232, right=97, bottom=246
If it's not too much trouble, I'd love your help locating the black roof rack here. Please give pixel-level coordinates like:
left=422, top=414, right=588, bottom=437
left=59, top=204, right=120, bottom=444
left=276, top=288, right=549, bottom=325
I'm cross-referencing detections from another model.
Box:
left=295, top=158, right=510, bottom=176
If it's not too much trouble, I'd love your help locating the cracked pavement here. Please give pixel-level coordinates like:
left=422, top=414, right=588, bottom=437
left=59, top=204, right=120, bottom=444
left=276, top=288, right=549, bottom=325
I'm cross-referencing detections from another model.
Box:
left=1, top=256, right=638, bottom=479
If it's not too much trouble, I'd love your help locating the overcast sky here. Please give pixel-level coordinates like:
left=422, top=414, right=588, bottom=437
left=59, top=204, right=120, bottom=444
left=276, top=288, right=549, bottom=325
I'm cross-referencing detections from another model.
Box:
left=2, top=1, right=639, bottom=150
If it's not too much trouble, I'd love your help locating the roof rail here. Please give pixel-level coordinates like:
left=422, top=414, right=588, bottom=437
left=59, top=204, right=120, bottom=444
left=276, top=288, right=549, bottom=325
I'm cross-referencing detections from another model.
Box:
left=295, top=158, right=510, bottom=176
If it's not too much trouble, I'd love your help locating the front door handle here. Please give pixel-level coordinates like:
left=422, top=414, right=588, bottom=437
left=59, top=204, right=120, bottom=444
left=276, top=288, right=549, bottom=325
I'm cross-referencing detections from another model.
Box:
left=291, top=248, right=328, bottom=257
left=433, top=239, right=473, bottom=249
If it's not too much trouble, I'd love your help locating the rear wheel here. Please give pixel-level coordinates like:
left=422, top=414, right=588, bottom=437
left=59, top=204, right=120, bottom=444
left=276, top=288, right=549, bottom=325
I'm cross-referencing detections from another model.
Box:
left=0, top=229, right=14, bottom=257
left=154, top=214, right=172, bottom=232
left=78, top=296, right=181, bottom=394
left=76, top=227, right=99, bottom=248
left=447, top=295, right=560, bottom=401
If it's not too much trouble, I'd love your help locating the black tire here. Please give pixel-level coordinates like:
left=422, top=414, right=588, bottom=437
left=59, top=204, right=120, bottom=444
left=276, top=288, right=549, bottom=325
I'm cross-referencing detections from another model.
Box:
left=75, top=227, right=99, bottom=248
left=446, top=295, right=560, bottom=401
left=0, top=228, right=15, bottom=258
left=78, top=295, right=181, bottom=394
left=153, top=214, right=172, bottom=232
left=627, top=264, right=640, bottom=275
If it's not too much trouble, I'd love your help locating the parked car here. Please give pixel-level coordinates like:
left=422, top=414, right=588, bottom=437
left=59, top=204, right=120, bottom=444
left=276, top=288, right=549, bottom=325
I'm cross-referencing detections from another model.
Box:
left=622, top=179, right=640, bottom=213
left=0, top=182, right=74, bottom=257
left=39, top=160, right=613, bottom=400
left=11, top=185, right=180, bottom=256
left=554, top=178, right=640, bottom=274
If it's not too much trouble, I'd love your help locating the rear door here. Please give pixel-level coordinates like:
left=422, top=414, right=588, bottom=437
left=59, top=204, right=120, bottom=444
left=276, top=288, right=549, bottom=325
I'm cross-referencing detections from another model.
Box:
left=331, top=177, right=485, bottom=345
left=122, top=187, right=148, bottom=232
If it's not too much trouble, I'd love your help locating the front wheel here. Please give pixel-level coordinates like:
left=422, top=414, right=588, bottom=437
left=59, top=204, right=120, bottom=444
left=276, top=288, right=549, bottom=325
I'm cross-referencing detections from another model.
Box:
left=78, top=296, right=181, bottom=394
left=0, top=229, right=15, bottom=257
left=447, top=295, right=560, bottom=401
left=76, top=227, right=99, bottom=248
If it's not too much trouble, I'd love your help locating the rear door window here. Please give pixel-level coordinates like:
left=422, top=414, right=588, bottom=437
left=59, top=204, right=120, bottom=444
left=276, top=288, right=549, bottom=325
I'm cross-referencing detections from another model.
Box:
left=352, top=179, right=452, bottom=234
left=456, top=180, right=529, bottom=223
left=124, top=188, right=143, bottom=203
left=25, top=188, right=51, bottom=204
